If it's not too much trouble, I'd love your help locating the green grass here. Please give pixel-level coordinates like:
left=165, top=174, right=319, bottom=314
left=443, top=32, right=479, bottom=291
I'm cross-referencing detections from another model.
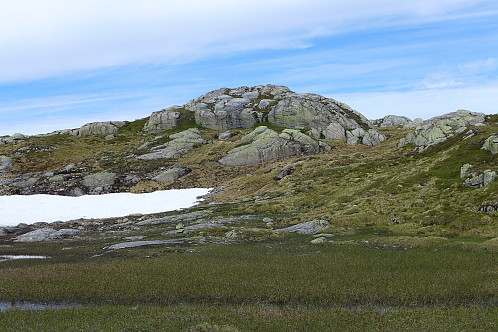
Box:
left=1, top=241, right=496, bottom=306
left=1, top=304, right=496, bottom=331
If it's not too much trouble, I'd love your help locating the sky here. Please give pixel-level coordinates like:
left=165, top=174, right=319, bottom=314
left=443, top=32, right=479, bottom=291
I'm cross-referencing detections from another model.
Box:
left=1, top=0, right=497, bottom=135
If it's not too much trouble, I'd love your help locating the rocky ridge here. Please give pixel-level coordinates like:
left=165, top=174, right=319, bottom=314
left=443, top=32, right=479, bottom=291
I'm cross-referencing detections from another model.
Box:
left=398, top=110, right=485, bottom=151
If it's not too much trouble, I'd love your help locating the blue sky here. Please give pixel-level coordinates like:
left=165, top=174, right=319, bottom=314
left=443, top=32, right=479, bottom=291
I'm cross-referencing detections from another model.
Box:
left=1, top=0, right=498, bottom=135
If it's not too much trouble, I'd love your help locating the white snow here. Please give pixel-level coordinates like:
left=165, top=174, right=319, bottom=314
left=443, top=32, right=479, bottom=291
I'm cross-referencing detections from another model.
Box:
left=0, top=188, right=210, bottom=227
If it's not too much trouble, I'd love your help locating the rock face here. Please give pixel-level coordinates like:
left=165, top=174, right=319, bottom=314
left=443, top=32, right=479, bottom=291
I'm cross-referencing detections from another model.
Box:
left=276, top=220, right=331, bottom=235
left=0, top=133, right=26, bottom=145
left=372, top=115, right=413, bottom=127
left=482, top=134, right=498, bottom=155
left=47, top=121, right=126, bottom=136
left=398, top=110, right=485, bottom=151
left=82, top=172, right=116, bottom=194
left=166, top=85, right=385, bottom=146
left=219, top=126, right=331, bottom=166
left=461, top=164, right=497, bottom=187
left=71, top=121, right=126, bottom=136
left=143, top=106, right=182, bottom=133
left=14, top=228, right=80, bottom=242
left=137, top=128, right=206, bottom=160
left=0, top=156, right=13, bottom=172
left=153, top=167, right=191, bottom=183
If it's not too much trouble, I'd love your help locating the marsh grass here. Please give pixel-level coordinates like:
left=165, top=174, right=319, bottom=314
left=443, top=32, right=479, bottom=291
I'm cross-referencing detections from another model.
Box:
left=1, top=303, right=496, bottom=331
left=0, top=241, right=496, bottom=307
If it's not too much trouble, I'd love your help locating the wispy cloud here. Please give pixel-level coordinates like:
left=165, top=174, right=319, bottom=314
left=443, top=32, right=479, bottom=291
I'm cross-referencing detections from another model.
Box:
left=0, top=0, right=494, bottom=83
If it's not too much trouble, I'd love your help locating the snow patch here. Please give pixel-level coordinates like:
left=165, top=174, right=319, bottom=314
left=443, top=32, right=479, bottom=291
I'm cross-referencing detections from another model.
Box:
left=0, top=188, right=210, bottom=226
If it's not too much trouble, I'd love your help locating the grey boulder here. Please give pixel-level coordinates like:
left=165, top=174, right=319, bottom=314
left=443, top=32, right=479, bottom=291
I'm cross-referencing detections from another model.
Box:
left=153, top=167, right=191, bottom=183
left=219, top=126, right=330, bottom=166
left=0, top=156, right=13, bottom=172
left=14, top=228, right=80, bottom=242
left=276, top=220, right=331, bottom=235
left=143, top=106, right=182, bottom=133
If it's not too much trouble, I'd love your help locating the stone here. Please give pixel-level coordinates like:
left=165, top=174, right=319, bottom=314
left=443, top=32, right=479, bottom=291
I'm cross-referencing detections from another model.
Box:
left=153, top=167, right=191, bottom=183
left=276, top=220, right=331, bottom=235
left=362, top=129, right=386, bottom=147
left=275, top=168, right=295, bottom=180
left=217, top=131, right=233, bottom=140
left=398, top=110, right=485, bottom=151
left=225, top=230, right=239, bottom=238
left=181, top=85, right=372, bottom=137
left=104, top=134, right=115, bottom=140
left=137, top=128, right=206, bottom=160
left=372, top=115, right=412, bottom=127
left=463, top=170, right=497, bottom=187
left=71, top=121, right=126, bottom=136
left=0, top=156, right=13, bottom=172
left=107, top=239, right=184, bottom=250
left=311, top=237, right=327, bottom=244
left=82, top=172, right=116, bottom=188
left=482, top=134, right=498, bottom=155
left=460, top=164, right=473, bottom=180
left=323, top=123, right=346, bottom=140
left=14, top=228, right=80, bottom=243
left=143, top=106, right=182, bottom=133
left=219, top=126, right=330, bottom=166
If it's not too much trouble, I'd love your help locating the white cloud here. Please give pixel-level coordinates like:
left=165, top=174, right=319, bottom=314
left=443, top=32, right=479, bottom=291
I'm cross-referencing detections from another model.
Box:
left=0, top=0, right=490, bottom=83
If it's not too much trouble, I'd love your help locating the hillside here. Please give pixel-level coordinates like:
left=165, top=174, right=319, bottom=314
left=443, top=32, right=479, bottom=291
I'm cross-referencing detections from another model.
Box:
left=1, top=85, right=497, bottom=330
left=1, top=85, right=496, bottom=241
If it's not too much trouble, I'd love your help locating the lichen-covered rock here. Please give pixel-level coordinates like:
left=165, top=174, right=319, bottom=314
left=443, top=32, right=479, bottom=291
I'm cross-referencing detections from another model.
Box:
left=143, top=106, right=182, bottom=133
left=218, top=127, right=330, bottom=166
left=137, top=128, right=206, bottom=160
left=460, top=164, right=473, bottom=180
left=276, top=220, right=331, bottom=235
left=268, top=94, right=370, bottom=134
left=81, top=172, right=116, bottom=193
left=71, top=121, right=126, bottom=136
left=14, top=228, right=80, bottom=242
left=463, top=169, right=497, bottom=187
left=153, top=167, right=191, bottom=183
left=182, top=85, right=372, bottom=145
left=0, top=133, right=27, bottom=145
left=372, top=115, right=412, bottom=127
left=362, top=129, right=387, bottom=147
left=398, top=110, right=485, bottom=151
left=482, top=134, right=498, bottom=155
left=0, top=156, right=13, bottom=172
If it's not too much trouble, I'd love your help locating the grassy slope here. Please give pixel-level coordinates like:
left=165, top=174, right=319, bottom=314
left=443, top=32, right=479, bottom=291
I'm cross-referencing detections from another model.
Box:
left=0, top=116, right=497, bottom=330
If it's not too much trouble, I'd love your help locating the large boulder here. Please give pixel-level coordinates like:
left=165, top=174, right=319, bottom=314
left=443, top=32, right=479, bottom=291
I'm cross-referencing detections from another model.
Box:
left=14, top=228, right=80, bottom=243
left=461, top=164, right=497, bottom=187
left=143, top=106, right=182, bottom=133
left=398, top=110, right=485, bottom=151
left=137, top=128, right=206, bottom=160
left=81, top=172, right=116, bottom=194
left=153, top=167, right=191, bottom=183
left=0, top=156, right=13, bottom=172
left=0, top=133, right=26, bottom=145
left=372, top=115, right=412, bottom=127
left=70, top=121, right=126, bottom=136
left=276, top=220, right=331, bottom=235
left=219, top=126, right=330, bottom=166
left=181, top=85, right=379, bottom=146
left=482, top=134, right=498, bottom=155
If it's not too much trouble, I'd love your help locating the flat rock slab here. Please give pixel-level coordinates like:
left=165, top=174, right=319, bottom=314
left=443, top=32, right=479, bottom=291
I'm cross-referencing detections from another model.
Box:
left=107, top=239, right=186, bottom=250
left=276, top=220, right=331, bottom=235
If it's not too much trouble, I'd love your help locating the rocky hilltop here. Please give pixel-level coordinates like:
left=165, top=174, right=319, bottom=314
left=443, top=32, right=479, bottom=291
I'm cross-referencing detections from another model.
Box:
left=0, top=85, right=497, bottom=242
